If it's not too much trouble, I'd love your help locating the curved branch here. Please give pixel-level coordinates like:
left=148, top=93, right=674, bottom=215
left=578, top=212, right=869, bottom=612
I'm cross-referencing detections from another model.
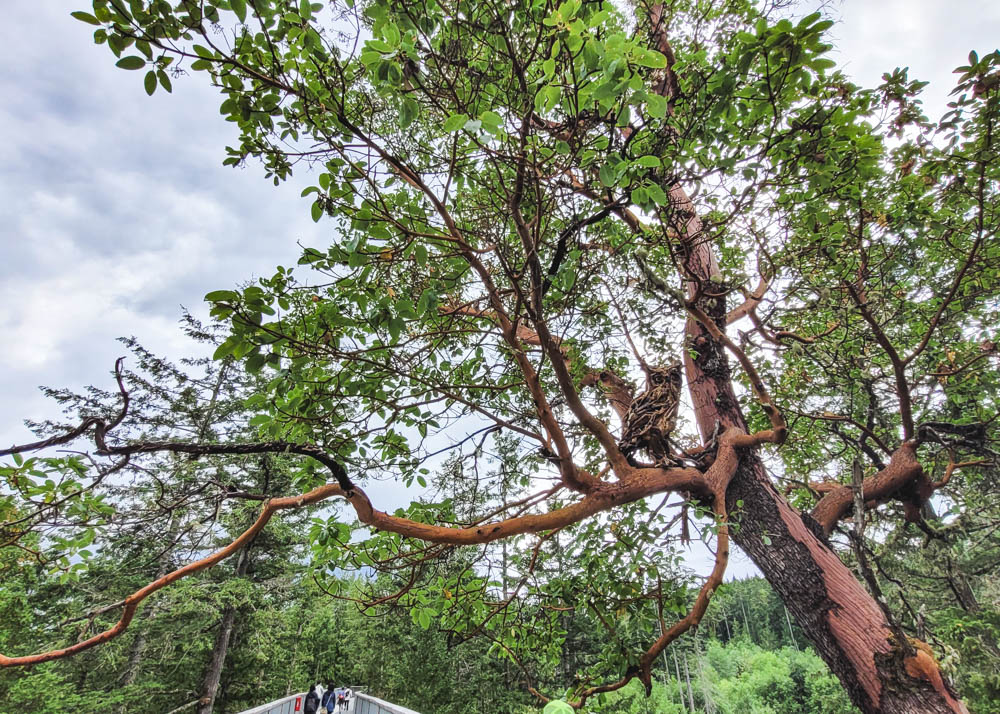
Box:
left=1, top=429, right=708, bottom=667
left=810, top=442, right=929, bottom=535
left=580, top=371, right=635, bottom=422
left=726, top=275, right=771, bottom=325
left=0, top=480, right=342, bottom=667
left=574, top=427, right=747, bottom=707
left=1, top=358, right=129, bottom=458
left=789, top=409, right=892, bottom=456
left=348, top=464, right=709, bottom=546
left=843, top=281, right=914, bottom=439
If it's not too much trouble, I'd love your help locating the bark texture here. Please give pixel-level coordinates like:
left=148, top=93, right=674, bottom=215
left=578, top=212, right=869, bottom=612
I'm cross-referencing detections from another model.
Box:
left=675, top=186, right=968, bottom=713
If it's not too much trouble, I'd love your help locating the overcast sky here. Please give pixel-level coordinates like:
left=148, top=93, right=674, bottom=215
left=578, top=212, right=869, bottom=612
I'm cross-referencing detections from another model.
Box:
left=1, top=2, right=998, bottom=575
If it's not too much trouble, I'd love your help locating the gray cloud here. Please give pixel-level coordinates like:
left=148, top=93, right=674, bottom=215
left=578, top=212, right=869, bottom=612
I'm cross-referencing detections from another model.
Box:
left=1, top=3, right=319, bottom=447
left=830, top=0, right=1000, bottom=116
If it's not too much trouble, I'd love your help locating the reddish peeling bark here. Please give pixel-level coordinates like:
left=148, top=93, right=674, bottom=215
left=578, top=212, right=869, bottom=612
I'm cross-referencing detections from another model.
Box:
left=672, top=183, right=968, bottom=713
left=811, top=442, right=938, bottom=534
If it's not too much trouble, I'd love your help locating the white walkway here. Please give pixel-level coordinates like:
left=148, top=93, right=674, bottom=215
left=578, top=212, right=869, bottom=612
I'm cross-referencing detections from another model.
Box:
left=238, top=690, right=421, bottom=714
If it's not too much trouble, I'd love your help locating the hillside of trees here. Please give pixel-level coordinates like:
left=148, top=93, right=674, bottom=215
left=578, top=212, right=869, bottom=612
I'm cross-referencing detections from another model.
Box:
left=3, top=524, right=996, bottom=714
left=3, top=554, right=862, bottom=714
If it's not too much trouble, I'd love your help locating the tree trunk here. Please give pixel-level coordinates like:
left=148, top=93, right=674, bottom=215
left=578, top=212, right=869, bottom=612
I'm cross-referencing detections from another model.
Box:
left=119, top=629, right=147, bottom=689
left=286, top=617, right=307, bottom=696
left=682, top=650, right=695, bottom=713
left=672, top=649, right=686, bottom=713
left=117, top=513, right=182, bottom=713
left=694, top=636, right=714, bottom=714
left=784, top=606, right=798, bottom=651
left=195, top=545, right=252, bottom=714
left=739, top=595, right=753, bottom=643
left=672, top=188, right=969, bottom=713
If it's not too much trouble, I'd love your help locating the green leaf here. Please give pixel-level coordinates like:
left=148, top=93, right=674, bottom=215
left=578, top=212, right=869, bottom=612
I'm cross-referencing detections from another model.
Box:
left=70, top=11, right=102, bottom=26
left=115, top=56, right=146, bottom=70
left=246, top=353, right=267, bottom=373
left=231, top=0, right=247, bottom=22
left=442, top=113, right=468, bottom=132
left=212, top=340, right=235, bottom=360
left=636, top=155, right=661, bottom=168
left=592, top=80, right=619, bottom=101
left=399, top=97, right=418, bottom=129
left=157, top=70, right=173, bottom=93
left=599, top=163, right=617, bottom=187
left=388, top=316, right=404, bottom=342
left=205, top=290, right=240, bottom=302
left=537, top=85, right=561, bottom=113
left=480, top=110, right=502, bottom=128
left=647, top=93, right=667, bottom=118
left=144, top=70, right=157, bottom=96
left=646, top=183, right=667, bottom=205
left=543, top=702, right=574, bottom=714
left=311, top=200, right=323, bottom=222
left=634, top=49, right=668, bottom=69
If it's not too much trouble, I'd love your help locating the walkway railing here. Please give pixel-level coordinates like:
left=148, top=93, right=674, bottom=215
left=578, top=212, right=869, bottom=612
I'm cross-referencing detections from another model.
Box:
left=237, top=689, right=421, bottom=714
left=237, top=692, right=306, bottom=714
left=353, top=692, right=421, bottom=714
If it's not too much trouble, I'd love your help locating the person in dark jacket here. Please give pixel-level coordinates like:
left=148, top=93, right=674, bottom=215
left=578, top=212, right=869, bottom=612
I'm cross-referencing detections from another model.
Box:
left=303, top=683, right=322, bottom=714
left=321, top=682, right=337, bottom=714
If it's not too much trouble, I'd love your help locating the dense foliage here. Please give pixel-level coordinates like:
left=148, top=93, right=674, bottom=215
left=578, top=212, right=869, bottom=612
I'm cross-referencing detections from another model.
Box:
left=2, top=0, right=999, bottom=712
left=3, top=524, right=862, bottom=714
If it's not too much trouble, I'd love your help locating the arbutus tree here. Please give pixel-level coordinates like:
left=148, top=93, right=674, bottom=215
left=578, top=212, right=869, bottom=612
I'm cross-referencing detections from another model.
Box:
left=2, top=0, right=998, bottom=712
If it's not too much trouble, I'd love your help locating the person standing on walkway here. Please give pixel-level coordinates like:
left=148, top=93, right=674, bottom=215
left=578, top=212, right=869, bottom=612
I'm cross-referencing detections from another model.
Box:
left=303, top=682, right=322, bottom=714
left=321, top=682, right=337, bottom=714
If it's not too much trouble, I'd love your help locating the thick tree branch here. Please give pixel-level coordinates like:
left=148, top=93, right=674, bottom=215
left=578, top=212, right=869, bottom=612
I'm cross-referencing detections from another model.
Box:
left=0, top=479, right=341, bottom=667
left=573, top=427, right=749, bottom=707
left=1, top=420, right=708, bottom=667
left=811, top=442, right=932, bottom=535
left=726, top=275, right=771, bottom=325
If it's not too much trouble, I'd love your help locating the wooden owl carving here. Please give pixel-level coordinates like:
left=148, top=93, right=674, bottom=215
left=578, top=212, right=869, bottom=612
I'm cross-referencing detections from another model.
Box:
left=619, top=363, right=683, bottom=465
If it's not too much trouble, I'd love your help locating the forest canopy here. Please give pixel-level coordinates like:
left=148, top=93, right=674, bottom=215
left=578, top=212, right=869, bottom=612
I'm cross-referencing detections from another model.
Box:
left=2, top=1, right=998, bottom=713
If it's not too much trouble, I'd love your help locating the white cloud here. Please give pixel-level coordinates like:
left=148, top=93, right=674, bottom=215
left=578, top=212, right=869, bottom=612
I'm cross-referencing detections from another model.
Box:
left=833, top=0, right=1000, bottom=115
left=0, top=3, right=318, bottom=447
